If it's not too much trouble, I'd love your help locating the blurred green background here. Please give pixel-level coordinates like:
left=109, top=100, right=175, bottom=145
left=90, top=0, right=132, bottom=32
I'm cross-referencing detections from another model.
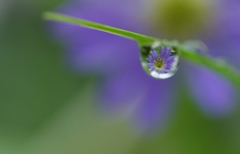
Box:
left=0, top=0, right=240, bottom=154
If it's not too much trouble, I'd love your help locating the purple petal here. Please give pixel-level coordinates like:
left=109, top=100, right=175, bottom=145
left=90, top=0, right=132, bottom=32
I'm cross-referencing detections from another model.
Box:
left=165, top=64, right=173, bottom=68
left=165, top=49, right=172, bottom=58
left=67, top=40, right=138, bottom=73
left=152, top=50, right=159, bottom=60
left=165, top=66, right=173, bottom=70
left=101, top=67, right=148, bottom=115
left=164, top=69, right=172, bottom=72
left=160, top=47, right=167, bottom=58
left=161, top=49, right=171, bottom=61
left=166, top=56, right=175, bottom=64
left=217, top=0, right=240, bottom=51
left=133, top=78, right=175, bottom=134
left=147, top=56, right=154, bottom=63
left=187, top=66, right=238, bottom=116
left=147, top=63, right=154, bottom=67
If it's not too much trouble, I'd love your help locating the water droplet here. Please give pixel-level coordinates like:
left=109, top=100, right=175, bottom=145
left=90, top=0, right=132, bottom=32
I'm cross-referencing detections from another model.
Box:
left=140, top=41, right=179, bottom=79
left=182, top=40, right=208, bottom=55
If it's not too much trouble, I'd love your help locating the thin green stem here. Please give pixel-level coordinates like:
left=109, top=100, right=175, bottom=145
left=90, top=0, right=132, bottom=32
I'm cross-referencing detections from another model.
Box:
left=43, top=12, right=240, bottom=89
left=43, top=12, right=156, bottom=44
left=180, top=49, right=240, bottom=88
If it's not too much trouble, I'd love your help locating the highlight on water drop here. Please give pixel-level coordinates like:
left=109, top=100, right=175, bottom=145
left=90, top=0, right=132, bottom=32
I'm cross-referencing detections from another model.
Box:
left=140, top=42, right=179, bottom=79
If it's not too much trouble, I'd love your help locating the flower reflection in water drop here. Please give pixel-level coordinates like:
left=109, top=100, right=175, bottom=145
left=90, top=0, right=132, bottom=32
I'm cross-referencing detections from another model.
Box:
left=147, top=47, right=179, bottom=79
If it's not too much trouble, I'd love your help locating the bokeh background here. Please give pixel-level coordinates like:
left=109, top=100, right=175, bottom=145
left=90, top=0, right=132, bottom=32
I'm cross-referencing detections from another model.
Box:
left=1, top=0, right=240, bottom=153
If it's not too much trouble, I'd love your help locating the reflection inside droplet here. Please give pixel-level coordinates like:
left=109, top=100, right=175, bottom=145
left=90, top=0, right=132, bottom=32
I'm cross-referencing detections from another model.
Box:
left=140, top=42, right=179, bottom=79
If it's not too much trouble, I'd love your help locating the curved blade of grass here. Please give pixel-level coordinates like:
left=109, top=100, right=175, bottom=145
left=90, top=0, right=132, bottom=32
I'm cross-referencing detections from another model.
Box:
left=43, top=12, right=240, bottom=89
left=180, top=49, right=240, bottom=88
left=43, top=12, right=156, bottom=44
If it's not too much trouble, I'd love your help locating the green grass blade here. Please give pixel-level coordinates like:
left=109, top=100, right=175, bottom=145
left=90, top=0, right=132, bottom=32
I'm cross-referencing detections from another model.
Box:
left=180, top=49, right=240, bottom=88
left=43, top=12, right=156, bottom=44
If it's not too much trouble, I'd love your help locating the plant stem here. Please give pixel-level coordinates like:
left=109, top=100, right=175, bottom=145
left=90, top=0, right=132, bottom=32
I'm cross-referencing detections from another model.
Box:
left=43, top=12, right=156, bottom=44
left=180, top=49, right=240, bottom=88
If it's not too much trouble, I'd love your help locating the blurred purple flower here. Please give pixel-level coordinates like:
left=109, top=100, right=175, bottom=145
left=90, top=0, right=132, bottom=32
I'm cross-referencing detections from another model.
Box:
left=50, top=0, right=240, bottom=133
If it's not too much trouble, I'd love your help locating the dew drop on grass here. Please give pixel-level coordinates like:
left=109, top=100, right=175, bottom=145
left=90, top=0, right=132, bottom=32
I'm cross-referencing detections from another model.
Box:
left=140, top=41, right=179, bottom=79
